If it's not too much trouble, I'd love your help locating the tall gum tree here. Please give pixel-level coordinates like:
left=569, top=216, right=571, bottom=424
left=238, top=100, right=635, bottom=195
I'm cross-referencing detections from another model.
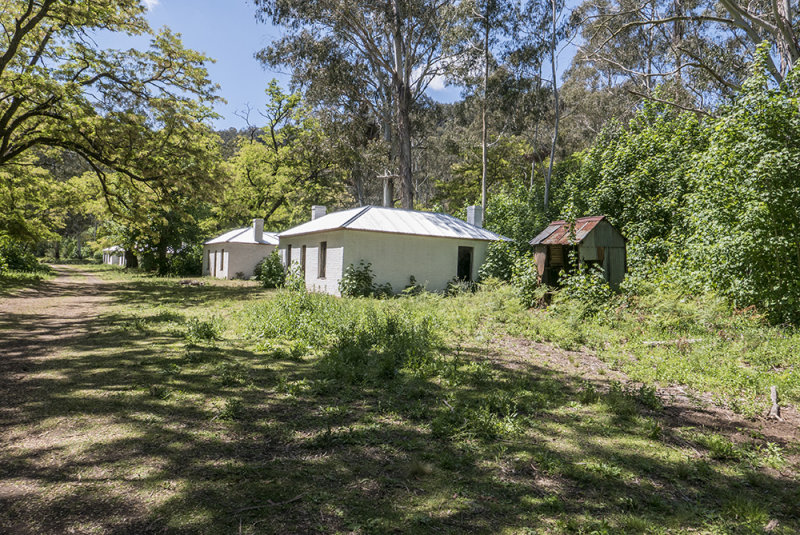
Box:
left=254, top=0, right=458, bottom=209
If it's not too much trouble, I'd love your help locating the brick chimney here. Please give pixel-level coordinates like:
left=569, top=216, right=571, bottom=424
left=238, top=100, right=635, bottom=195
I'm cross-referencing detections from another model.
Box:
left=311, top=205, right=327, bottom=220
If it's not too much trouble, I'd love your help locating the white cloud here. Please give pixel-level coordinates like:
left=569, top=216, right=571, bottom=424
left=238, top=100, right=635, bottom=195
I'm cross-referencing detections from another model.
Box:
left=428, top=74, right=446, bottom=91
left=143, top=0, right=159, bottom=10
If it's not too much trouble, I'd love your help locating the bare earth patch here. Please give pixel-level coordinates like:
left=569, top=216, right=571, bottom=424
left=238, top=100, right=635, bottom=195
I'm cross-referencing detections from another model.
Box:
left=493, top=336, right=800, bottom=468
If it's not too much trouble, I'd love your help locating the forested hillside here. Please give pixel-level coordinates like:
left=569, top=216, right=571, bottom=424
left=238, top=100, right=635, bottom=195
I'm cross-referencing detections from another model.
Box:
left=2, top=0, right=800, bottom=320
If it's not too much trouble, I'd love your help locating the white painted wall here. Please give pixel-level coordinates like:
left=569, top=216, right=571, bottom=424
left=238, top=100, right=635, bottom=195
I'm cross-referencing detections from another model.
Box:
left=279, top=230, right=345, bottom=295
left=103, top=252, right=126, bottom=266
left=202, top=243, right=275, bottom=279
left=278, top=230, right=492, bottom=295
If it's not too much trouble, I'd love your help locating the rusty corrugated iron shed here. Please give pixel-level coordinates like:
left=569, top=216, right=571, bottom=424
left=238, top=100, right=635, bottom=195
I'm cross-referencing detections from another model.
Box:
left=529, top=216, right=607, bottom=246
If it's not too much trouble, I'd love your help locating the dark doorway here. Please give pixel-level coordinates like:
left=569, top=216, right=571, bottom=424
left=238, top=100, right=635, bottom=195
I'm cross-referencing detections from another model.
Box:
left=457, top=246, right=474, bottom=281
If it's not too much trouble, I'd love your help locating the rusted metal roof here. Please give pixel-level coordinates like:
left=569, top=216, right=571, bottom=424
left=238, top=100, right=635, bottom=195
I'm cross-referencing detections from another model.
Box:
left=530, top=216, right=607, bottom=245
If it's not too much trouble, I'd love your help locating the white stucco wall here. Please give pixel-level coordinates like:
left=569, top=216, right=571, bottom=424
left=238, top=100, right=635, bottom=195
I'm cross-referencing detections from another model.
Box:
left=279, top=230, right=345, bottom=295
left=202, top=243, right=275, bottom=279
left=103, top=252, right=126, bottom=266
left=278, top=230, right=492, bottom=295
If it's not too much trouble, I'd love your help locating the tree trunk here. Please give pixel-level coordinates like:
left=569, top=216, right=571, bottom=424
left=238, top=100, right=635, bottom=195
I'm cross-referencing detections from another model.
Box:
left=545, top=0, right=559, bottom=210
left=481, top=14, right=489, bottom=213
left=391, top=0, right=414, bottom=209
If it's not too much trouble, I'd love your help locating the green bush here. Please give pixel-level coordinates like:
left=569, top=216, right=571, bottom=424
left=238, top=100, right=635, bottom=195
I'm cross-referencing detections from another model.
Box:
left=339, top=260, right=377, bottom=297
left=339, top=260, right=392, bottom=297
left=478, top=240, right=515, bottom=281
left=255, top=250, right=285, bottom=288
left=169, top=244, right=203, bottom=276
left=559, top=265, right=614, bottom=316
left=510, top=253, right=541, bottom=307
left=0, top=236, right=44, bottom=273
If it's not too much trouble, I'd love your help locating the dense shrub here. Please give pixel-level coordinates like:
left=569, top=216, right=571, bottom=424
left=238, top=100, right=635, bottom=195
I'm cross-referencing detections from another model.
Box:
left=255, top=250, right=285, bottom=288
left=558, top=266, right=614, bottom=317
left=169, top=244, right=203, bottom=276
left=685, top=59, right=800, bottom=323
left=510, top=253, right=542, bottom=307
left=339, top=260, right=392, bottom=297
left=0, top=236, right=44, bottom=273
left=478, top=240, right=515, bottom=281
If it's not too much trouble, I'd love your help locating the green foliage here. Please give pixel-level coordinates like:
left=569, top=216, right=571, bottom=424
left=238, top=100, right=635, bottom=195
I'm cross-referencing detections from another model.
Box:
left=510, top=253, right=542, bottom=307
left=284, top=264, right=306, bottom=292
left=0, top=237, right=44, bottom=273
left=563, top=102, right=706, bottom=271
left=255, top=250, right=285, bottom=288
left=559, top=265, right=614, bottom=316
left=339, top=261, right=376, bottom=297
left=168, top=244, right=203, bottom=277
left=478, top=240, right=515, bottom=281
left=184, top=316, right=223, bottom=343
left=685, top=59, right=800, bottom=323
left=339, top=261, right=392, bottom=298
left=322, top=307, right=440, bottom=384
left=445, top=277, right=477, bottom=296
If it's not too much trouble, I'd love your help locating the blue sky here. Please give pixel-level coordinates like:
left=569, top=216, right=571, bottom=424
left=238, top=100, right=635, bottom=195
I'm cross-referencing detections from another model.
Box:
left=102, top=1, right=574, bottom=129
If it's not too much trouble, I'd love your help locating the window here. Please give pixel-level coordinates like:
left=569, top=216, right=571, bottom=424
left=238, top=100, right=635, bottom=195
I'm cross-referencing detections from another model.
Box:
left=287, top=244, right=292, bottom=266
left=318, top=241, right=327, bottom=278
left=457, top=246, right=474, bottom=281
left=300, top=245, right=307, bottom=275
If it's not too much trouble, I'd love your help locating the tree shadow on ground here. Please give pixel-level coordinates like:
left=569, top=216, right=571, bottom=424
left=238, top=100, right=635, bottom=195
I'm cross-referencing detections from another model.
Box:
left=1, top=287, right=798, bottom=534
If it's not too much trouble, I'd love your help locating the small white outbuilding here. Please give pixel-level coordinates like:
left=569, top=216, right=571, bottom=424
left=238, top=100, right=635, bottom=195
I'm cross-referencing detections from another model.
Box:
left=278, top=205, right=508, bottom=295
left=102, top=246, right=126, bottom=266
left=203, top=219, right=279, bottom=279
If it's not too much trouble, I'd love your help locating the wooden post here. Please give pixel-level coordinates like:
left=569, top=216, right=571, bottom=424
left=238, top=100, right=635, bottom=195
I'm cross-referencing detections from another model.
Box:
left=767, top=385, right=782, bottom=420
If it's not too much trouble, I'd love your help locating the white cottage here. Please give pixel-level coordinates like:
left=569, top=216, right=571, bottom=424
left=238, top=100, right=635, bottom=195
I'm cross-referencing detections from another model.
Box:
left=102, top=246, right=126, bottom=266
left=278, top=205, right=508, bottom=295
left=203, top=218, right=279, bottom=279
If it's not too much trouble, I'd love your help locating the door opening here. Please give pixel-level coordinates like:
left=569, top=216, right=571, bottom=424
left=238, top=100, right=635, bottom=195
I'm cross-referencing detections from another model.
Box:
left=457, top=246, right=474, bottom=281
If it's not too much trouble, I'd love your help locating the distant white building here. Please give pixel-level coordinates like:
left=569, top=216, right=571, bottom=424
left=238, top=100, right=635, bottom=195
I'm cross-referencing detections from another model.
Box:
left=203, top=219, right=279, bottom=279
left=278, top=205, right=508, bottom=295
left=102, top=246, right=126, bottom=266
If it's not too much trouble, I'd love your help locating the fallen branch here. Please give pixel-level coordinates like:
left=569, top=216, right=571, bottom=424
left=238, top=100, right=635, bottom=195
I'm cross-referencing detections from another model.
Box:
left=235, top=492, right=306, bottom=513
left=643, top=338, right=702, bottom=347
left=767, top=385, right=782, bottom=421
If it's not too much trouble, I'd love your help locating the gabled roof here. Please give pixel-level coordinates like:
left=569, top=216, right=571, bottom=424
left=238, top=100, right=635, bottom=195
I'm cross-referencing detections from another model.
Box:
left=102, top=245, right=125, bottom=253
left=205, top=227, right=279, bottom=246
left=279, top=206, right=509, bottom=242
left=530, top=216, right=618, bottom=246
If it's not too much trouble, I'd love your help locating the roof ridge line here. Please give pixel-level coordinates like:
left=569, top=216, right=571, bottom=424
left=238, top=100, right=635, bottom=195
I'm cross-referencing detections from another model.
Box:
left=340, top=205, right=373, bottom=229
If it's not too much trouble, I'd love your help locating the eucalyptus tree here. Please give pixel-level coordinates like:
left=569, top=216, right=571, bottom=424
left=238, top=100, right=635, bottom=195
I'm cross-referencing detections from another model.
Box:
left=254, top=0, right=459, bottom=209
left=574, top=0, right=799, bottom=109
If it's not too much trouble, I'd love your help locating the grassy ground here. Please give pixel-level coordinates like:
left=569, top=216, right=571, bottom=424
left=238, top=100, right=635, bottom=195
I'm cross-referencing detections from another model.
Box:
left=1, top=266, right=798, bottom=534
left=0, top=268, right=53, bottom=297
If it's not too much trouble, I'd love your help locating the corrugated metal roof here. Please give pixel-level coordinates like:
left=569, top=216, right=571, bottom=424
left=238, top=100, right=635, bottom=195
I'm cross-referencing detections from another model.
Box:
left=205, top=226, right=279, bottom=245
left=530, top=216, right=606, bottom=245
left=279, top=206, right=509, bottom=241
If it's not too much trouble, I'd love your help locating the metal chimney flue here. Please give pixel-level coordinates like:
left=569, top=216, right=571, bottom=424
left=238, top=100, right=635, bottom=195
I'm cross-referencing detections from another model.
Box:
left=382, top=177, right=392, bottom=208
left=252, top=218, right=264, bottom=242
left=467, top=205, right=483, bottom=228
left=311, top=205, right=327, bottom=220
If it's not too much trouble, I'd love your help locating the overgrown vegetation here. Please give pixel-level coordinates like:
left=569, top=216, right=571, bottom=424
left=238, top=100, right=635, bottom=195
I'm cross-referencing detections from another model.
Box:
left=255, top=250, right=285, bottom=288
left=4, top=267, right=797, bottom=533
